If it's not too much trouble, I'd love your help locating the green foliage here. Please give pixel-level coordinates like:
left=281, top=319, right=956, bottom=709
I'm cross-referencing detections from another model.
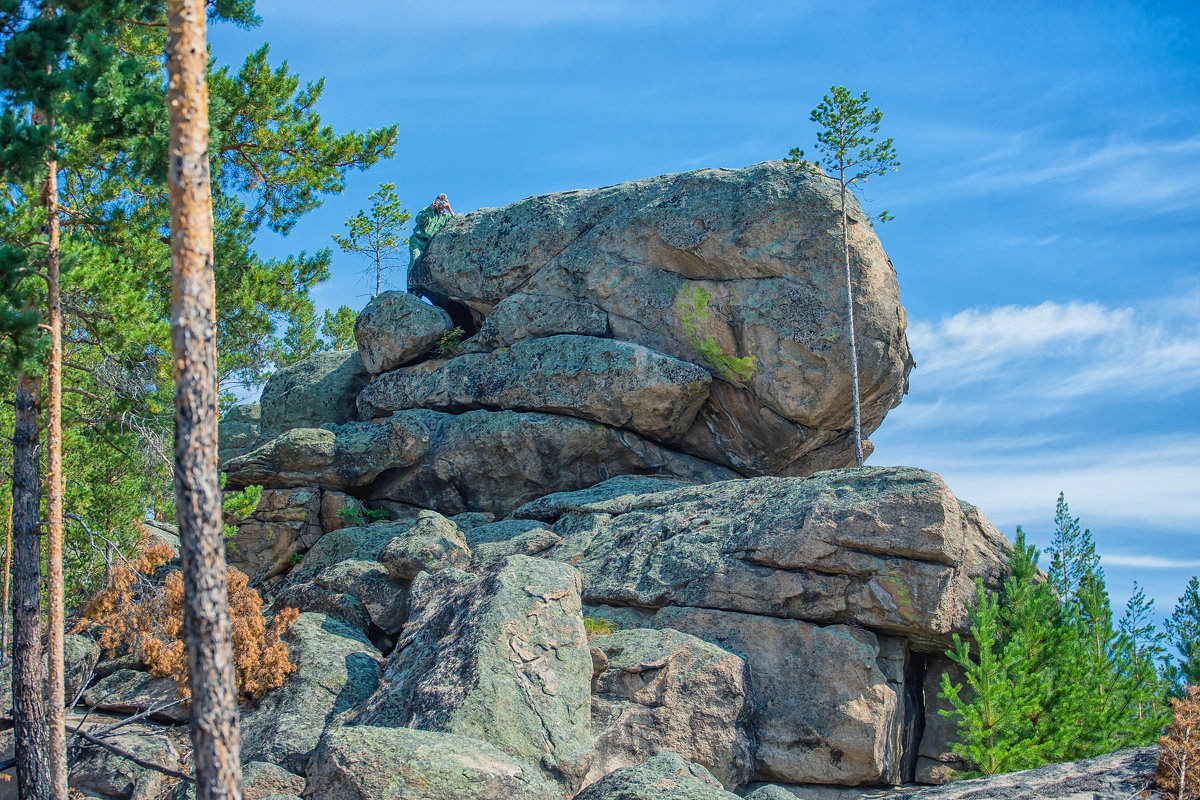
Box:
left=221, top=484, right=263, bottom=540
left=287, top=551, right=304, bottom=566
left=336, top=506, right=388, bottom=527
left=331, top=182, right=411, bottom=296
left=1167, top=577, right=1200, bottom=692
left=583, top=617, right=618, bottom=638
left=321, top=305, right=357, bottom=351
left=786, top=84, right=900, bottom=225
left=436, top=326, right=465, bottom=356
left=939, top=500, right=1170, bottom=777
left=0, top=1, right=395, bottom=600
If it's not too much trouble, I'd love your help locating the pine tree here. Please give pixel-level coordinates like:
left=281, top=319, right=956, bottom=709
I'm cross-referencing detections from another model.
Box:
left=331, top=181, right=411, bottom=297
left=1168, top=577, right=1200, bottom=692
left=321, top=305, right=357, bottom=350
left=787, top=86, right=899, bottom=467
left=166, top=1, right=242, bottom=796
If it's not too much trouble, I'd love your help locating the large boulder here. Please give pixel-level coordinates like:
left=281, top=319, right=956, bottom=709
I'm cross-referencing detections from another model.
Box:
left=649, top=607, right=902, bottom=786
left=535, top=467, right=1010, bottom=648
left=573, top=752, right=741, bottom=800
left=218, top=402, right=261, bottom=467
left=304, top=725, right=560, bottom=800
left=224, top=487, right=323, bottom=578
left=893, top=747, right=1157, bottom=800
left=240, top=612, right=381, bottom=774
left=465, top=293, right=609, bottom=352
left=352, top=556, right=593, bottom=792
left=226, top=409, right=736, bottom=516
left=411, top=161, right=913, bottom=475
left=81, top=668, right=189, bottom=724
left=70, top=723, right=180, bottom=800
left=357, top=335, right=712, bottom=442
left=587, top=628, right=753, bottom=790
left=259, top=349, right=370, bottom=435
left=354, top=290, right=453, bottom=374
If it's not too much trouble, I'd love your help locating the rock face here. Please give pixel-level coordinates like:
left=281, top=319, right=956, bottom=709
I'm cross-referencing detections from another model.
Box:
left=224, top=487, right=323, bottom=578
left=411, top=161, right=913, bottom=475
left=305, top=725, right=560, bottom=800
left=240, top=612, right=381, bottom=774
left=354, top=290, right=453, bottom=373
left=227, top=409, right=735, bottom=516
left=357, top=334, right=712, bottom=441
left=259, top=349, right=369, bottom=435
left=536, top=467, right=1010, bottom=648
left=574, top=752, right=740, bottom=800
left=587, top=628, right=753, bottom=789
left=352, top=556, right=594, bottom=792
left=894, top=747, right=1157, bottom=800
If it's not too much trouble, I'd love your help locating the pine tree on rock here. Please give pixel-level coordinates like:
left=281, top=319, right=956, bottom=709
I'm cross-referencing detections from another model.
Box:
left=332, top=181, right=411, bottom=297
left=787, top=86, right=899, bottom=467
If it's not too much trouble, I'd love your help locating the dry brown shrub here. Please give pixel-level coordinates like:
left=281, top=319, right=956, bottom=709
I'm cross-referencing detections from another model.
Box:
left=75, top=535, right=298, bottom=702
left=1158, top=685, right=1200, bottom=800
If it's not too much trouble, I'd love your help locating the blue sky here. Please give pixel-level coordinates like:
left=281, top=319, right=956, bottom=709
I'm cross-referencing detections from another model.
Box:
left=210, top=1, right=1200, bottom=620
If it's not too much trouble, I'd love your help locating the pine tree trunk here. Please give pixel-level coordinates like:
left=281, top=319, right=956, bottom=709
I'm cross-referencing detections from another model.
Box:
left=42, top=102, right=68, bottom=800
left=839, top=164, right=864, bottom=468
left=11, top=373, right=49, bottom=800
left=166, top=3, right=243, bottom=798
left=0, top=495, right=11, bottom=667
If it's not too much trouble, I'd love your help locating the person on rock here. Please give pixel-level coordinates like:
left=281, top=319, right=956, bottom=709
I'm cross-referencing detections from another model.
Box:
left=409, top=193, right=455, bottom=265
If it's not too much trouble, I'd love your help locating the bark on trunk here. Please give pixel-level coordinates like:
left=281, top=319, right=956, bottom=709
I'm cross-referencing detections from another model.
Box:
left=0, top=494, right=11, bottom=667
left=11, top=373, right=49, bottom=800
left=42, top=99, right=68, bottom=800
left=166, top=2, right=243, bottom=798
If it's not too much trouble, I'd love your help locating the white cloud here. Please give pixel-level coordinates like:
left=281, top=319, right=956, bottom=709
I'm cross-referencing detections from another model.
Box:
left=906, top=295, right=1200, bottom=399
left=1102, top=554, right=1200, bottom=570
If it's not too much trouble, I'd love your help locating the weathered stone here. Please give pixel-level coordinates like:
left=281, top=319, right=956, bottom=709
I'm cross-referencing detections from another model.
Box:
left=224, top=413, right=430, bottom=491
left=360, top=409, right=736, bottom=516
left=511, top=474, right=702, bottom=523
left=171, top=761, right=306, bottom=800
left=471, top=526, right=562, bottom=570
left=142, top=519, right=181, bottom=557
left=305, top=725, right=560, bottom=800
left=651, top=607, right=899, bottom=786
left=742, top=787, right=803, bottom=800
left=225, top=409, right=733, bottom=514
left=352, top=556, right=593, bottom=792
left=218, top=402, right=261, bottom=467
left=586, top=628, right=753, bottom=790
left=464, top=292, right=609, bottom=352
left=0, top=634, right=100, bottom=721
left=259, top=349, right=369, bottom=435
left=450, top=510, right=495, bottom=529
left=541, top=468, right=1011, bottom=648
left=463, top=518, right=551, bottom=546
left=224, top=487, right=323, bottom=578
left=320, top=490, right=365, bottom=532
left=375, top=510, right=471, bottom=580
left=240, top=612, right=381, bottom=774
left=574, top=752, right=741, bottom=800
left=892, top=747, right=1157, bottom=800
left=70, top=723, right=180, bottom=800
left=358, top=335, right=711, bottom=441
left=411, top=161, right=913, bottom=475
left=81, top=668, right=189, bottom=723
left=915, top=654, right=973, bottom=784
left=355, top=290, right=453, bottom=373
left=275, top=517, right=462, bottom=635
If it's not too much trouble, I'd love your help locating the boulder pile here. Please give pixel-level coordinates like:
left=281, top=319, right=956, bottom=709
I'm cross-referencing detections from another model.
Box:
left=43, top=162, right=1025, bottom=799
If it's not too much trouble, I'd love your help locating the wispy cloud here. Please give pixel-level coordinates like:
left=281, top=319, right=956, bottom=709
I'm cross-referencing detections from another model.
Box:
left=1102, top=554, right=1200, bottom=570
left=906, top=294, right=1200, bottom=399
left=894, top=130, right=1200, bottom=212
